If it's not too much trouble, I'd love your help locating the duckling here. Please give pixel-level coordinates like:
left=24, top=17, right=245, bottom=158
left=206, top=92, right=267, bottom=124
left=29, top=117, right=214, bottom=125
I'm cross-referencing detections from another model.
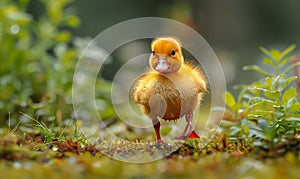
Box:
left=130, top=37, right=207, bottom=142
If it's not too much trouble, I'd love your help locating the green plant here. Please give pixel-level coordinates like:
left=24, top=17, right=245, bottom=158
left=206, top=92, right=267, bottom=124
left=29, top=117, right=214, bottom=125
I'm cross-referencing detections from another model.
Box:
left=0, top=0, right=116, bottom=129
left=220, top=45, right=300, bottom=146
left=0, top=0, right=80, bottom=125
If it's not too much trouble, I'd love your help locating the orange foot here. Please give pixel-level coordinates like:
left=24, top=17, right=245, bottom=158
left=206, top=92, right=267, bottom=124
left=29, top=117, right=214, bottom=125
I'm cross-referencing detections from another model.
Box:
left=175, top=130, right=200, bottom=140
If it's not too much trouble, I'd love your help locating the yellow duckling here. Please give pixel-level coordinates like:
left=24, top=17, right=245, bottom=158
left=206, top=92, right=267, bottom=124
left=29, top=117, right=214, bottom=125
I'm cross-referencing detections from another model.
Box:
left=130, top=37, right=207, bottom=142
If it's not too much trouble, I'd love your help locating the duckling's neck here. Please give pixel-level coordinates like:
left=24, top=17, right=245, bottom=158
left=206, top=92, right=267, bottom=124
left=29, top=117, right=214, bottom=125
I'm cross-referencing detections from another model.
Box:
left=158, top=66, right=185, bottom=77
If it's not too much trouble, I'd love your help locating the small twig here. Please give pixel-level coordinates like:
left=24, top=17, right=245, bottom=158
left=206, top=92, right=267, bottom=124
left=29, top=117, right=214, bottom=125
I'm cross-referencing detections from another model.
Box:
left=292, top=56, right=300, bottom=100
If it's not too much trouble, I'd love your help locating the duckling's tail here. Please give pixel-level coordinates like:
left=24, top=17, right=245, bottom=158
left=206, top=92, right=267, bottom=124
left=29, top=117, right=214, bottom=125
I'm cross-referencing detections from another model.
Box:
left=188, top=130, right=200, bottom=139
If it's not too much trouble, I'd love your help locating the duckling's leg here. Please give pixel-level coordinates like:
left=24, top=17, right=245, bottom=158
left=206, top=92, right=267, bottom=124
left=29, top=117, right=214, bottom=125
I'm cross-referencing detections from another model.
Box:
left=152, top=117, right=164, bottom=144
left=149, top=94, right=166, bottom=143
left=175, top=112, right=200, bottom=140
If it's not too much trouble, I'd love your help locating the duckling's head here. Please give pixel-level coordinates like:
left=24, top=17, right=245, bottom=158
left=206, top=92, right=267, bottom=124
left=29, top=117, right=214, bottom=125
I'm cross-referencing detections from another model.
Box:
left=150, top=37, right=184, bottom=73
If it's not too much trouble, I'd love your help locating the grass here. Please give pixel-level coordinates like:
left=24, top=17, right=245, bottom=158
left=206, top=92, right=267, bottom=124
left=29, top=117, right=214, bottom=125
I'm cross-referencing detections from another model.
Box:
left=0, top=123, right=300, bottom=178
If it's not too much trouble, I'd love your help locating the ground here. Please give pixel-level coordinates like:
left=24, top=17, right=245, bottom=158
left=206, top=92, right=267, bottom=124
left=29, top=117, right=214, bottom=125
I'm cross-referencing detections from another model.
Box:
left=1, top=131, right=300, bottom=178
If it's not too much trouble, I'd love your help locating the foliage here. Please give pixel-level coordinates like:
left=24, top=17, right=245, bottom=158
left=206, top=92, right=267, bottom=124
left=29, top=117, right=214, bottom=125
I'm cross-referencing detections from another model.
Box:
left=0, top=0, right=115, bottom=128
left=0, top=0, right=79, bottom=125
left=19, top=112, right=88, bottom=145
left=220, top=45, right=300, bottom=147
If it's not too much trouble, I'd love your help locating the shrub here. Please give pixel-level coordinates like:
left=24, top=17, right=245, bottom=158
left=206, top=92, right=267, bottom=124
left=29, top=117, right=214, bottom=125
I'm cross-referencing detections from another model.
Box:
left=220, top=45, right=300, bottom=147
left=0, top=0, right=80, bottom=126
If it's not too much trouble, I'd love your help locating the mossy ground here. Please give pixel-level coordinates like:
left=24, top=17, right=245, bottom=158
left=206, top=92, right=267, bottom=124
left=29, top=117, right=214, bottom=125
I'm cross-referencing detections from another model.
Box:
left=1, top=131, right=300, bottom=178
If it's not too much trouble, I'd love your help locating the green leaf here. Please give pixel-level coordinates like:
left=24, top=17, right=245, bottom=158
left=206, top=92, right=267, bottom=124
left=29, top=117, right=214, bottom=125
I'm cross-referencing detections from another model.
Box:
left=258, top=120, right=275, bottom=141
left=221, top=120, right=238, bottom=127
left=285, top=98, right=297, bottom=110
left=289, top=102, right=300, bottom=112
left=263, top=58, right=275, bottom=66
left=274, top=111, right=284, bottom=118
left=242, top=101, right=249, bottom=108
left=271, top=74, right=286, bottom=89
left=282, top=61, right=300, bottom=74
left=249, top=101, right=273, bottom=110
left=250, top=97, right=277, bottom=106
left=280, top=44, right=296, bottom=60
left=265, top=77, right=273, bottom=88
left=242, top=119, right=262, bottom=131
left=223, top=91, right=236, bottom=108
left=258, top=120, right=269, bottom=130
left=249, top=130, right=266, bottom=140
left=280, top=76, right=297, bottom=90
left=242, top=124, right=250, bottom=135
left=260, top=47, right=271, bottom=57
left=286, top=117, right=300, bottom=122
left=279, top=56, right=293, bottom=66
left=230, top=126, right=242, bottom=136
left=264, top=90, right=280, bottom=100
left=231, top=104, right=243, bottom=113
left=248, top=114, right=265, bottom=120
left=243, top=65, right=272, bottom=76
left=270, top=50, right=281, bottom=62
left=248, top=85, right=268, bottom=91
left=248, top=109, right=277, bottom=120
left=249, top=110, right=274, bottom=116
left=281, top=87, right=297, bottom=105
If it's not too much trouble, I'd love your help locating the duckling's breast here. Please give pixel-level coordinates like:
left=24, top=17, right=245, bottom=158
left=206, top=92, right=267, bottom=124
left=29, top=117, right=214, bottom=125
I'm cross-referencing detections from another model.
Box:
left=138, top=73, right=199, bottom=121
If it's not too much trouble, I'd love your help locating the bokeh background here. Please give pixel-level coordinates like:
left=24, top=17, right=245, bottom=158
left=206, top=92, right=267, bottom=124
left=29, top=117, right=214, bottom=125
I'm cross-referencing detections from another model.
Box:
left=1, top=0, right=300, bottom=140
left=73, top=0, right=300, bottom=86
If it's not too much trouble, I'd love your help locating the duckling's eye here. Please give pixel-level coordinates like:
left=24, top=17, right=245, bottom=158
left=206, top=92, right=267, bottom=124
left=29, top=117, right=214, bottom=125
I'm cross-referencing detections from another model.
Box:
left=171, top=50, right=176, bottom=56
left=152, top=51, right=155, bottom=55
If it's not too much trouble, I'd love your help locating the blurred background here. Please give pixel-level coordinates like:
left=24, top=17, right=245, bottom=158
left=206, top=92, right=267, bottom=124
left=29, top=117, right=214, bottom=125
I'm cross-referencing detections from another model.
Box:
left=1, top=0, right=300, bottom=139
left=73, top=0, right=300, bottom=86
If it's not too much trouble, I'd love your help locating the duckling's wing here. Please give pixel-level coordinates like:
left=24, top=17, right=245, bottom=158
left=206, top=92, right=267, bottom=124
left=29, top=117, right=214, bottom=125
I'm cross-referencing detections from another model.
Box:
left=183, top=62, right=207, bottom=93
left=129, top=71, right=157, bottom=105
